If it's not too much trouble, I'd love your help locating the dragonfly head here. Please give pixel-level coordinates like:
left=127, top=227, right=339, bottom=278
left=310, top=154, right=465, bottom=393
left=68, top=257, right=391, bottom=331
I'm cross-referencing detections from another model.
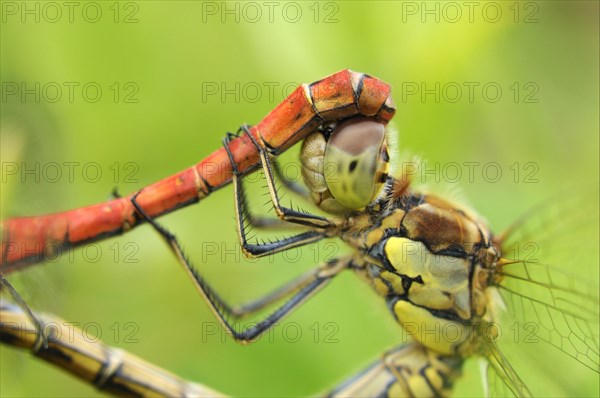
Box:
left=300, top=117, right=396, bottom=214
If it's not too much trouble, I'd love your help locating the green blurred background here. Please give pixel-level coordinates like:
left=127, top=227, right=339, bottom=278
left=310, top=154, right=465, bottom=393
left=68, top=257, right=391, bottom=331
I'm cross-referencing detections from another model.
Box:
left=1, top=1, right=598, bottom=397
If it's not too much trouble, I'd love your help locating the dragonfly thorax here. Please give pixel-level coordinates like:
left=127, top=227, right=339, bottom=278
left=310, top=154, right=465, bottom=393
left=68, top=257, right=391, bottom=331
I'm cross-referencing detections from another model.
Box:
left=300, top=117, right=392, bottom=214
left=345, top=192, right=500, bottom=357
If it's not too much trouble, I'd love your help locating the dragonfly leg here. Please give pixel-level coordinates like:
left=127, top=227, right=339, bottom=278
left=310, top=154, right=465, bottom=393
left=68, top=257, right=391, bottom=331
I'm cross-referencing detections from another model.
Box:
left=0, top=274, right=48, bottom=352
left=242, top=160, right=307, bottom=230
left=222, top=133, right=328, bottom=258
left=221, top=130, right=306, bottom=230
left=224, top=257, right=347, bottom=342
left=240, top=159, right=309, bottom=230
left=130, top=191, right=348, bottom=342
left=110, top=186, right=122, bottom=199
left=228, top=259, right=348, bottom=318
left=233, top=160, right=306, bottom=230
left=241, top=215, right=305, bottom=230
left=238, top=125, right=341, bottom=230
left=272, top=157, right=311, bottom=200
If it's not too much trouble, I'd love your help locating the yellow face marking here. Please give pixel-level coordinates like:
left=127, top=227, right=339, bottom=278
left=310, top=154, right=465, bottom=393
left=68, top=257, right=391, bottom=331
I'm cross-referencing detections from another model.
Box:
left=384, top=237, right=473, bottom=319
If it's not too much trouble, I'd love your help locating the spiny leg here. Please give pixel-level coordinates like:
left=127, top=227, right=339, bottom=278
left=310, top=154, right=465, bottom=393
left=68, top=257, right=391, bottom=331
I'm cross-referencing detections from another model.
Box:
left=236, top=159, right=306, bottom=231
left=272, top=157, right=310, bottom=199
left=247, top=155, right=311, bottom=228
left=229, top=262, right=342, bottom=318
left=242, top=215, right=305, bottom=230
left=240, top=125, right=340, bottom=229
left=0, top=274, right=47, bottom=352
left=245, top=156, right=310, bottom=229
left=128, top=190, right=334, bottom=321
left=116, top=141, right=317, bottom=319
left=131, top=195, right=348, bottom=342
left=223, top=131, right=327, bottom=258
left=242, top=160, right=306, bottom=230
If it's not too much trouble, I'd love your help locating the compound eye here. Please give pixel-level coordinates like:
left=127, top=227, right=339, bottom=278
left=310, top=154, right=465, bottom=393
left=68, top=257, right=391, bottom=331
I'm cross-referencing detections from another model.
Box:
left=324, top=119, right=388, bottom=210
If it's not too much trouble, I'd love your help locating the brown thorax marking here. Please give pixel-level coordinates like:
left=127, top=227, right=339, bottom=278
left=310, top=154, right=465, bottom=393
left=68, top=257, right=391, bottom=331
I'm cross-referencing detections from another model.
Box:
left=338, top=191, right=500, bottom=355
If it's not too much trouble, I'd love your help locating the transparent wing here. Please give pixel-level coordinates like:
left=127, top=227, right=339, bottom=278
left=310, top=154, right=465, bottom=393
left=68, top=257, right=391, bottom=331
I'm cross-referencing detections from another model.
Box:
left=481, top=360, right=515, bottom=398
left=481, top=341, right=532, bottom=398
left=497, top=260, right=599, bottom=372
left=498, top=190, right=599, bottom=276
left=487, top=190, right=599, bottom=396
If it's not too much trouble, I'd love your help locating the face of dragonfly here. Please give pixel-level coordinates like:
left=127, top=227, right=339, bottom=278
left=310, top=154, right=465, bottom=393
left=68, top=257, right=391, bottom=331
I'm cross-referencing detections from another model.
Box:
left=300, top=117, right=392, bottom=214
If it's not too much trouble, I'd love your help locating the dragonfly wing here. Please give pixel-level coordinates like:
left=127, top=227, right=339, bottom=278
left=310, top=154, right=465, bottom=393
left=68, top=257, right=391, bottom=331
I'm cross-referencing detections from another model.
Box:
left=488, top=190, right=599, bottom=395
left=496, top=260, right=599, bottom=372
left=480, top=339, right=532, bottom=398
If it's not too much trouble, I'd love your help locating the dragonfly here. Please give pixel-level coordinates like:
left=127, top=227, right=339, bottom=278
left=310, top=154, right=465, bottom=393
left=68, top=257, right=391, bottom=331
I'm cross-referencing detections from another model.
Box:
left=1, top=69, right=598, bottom=397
